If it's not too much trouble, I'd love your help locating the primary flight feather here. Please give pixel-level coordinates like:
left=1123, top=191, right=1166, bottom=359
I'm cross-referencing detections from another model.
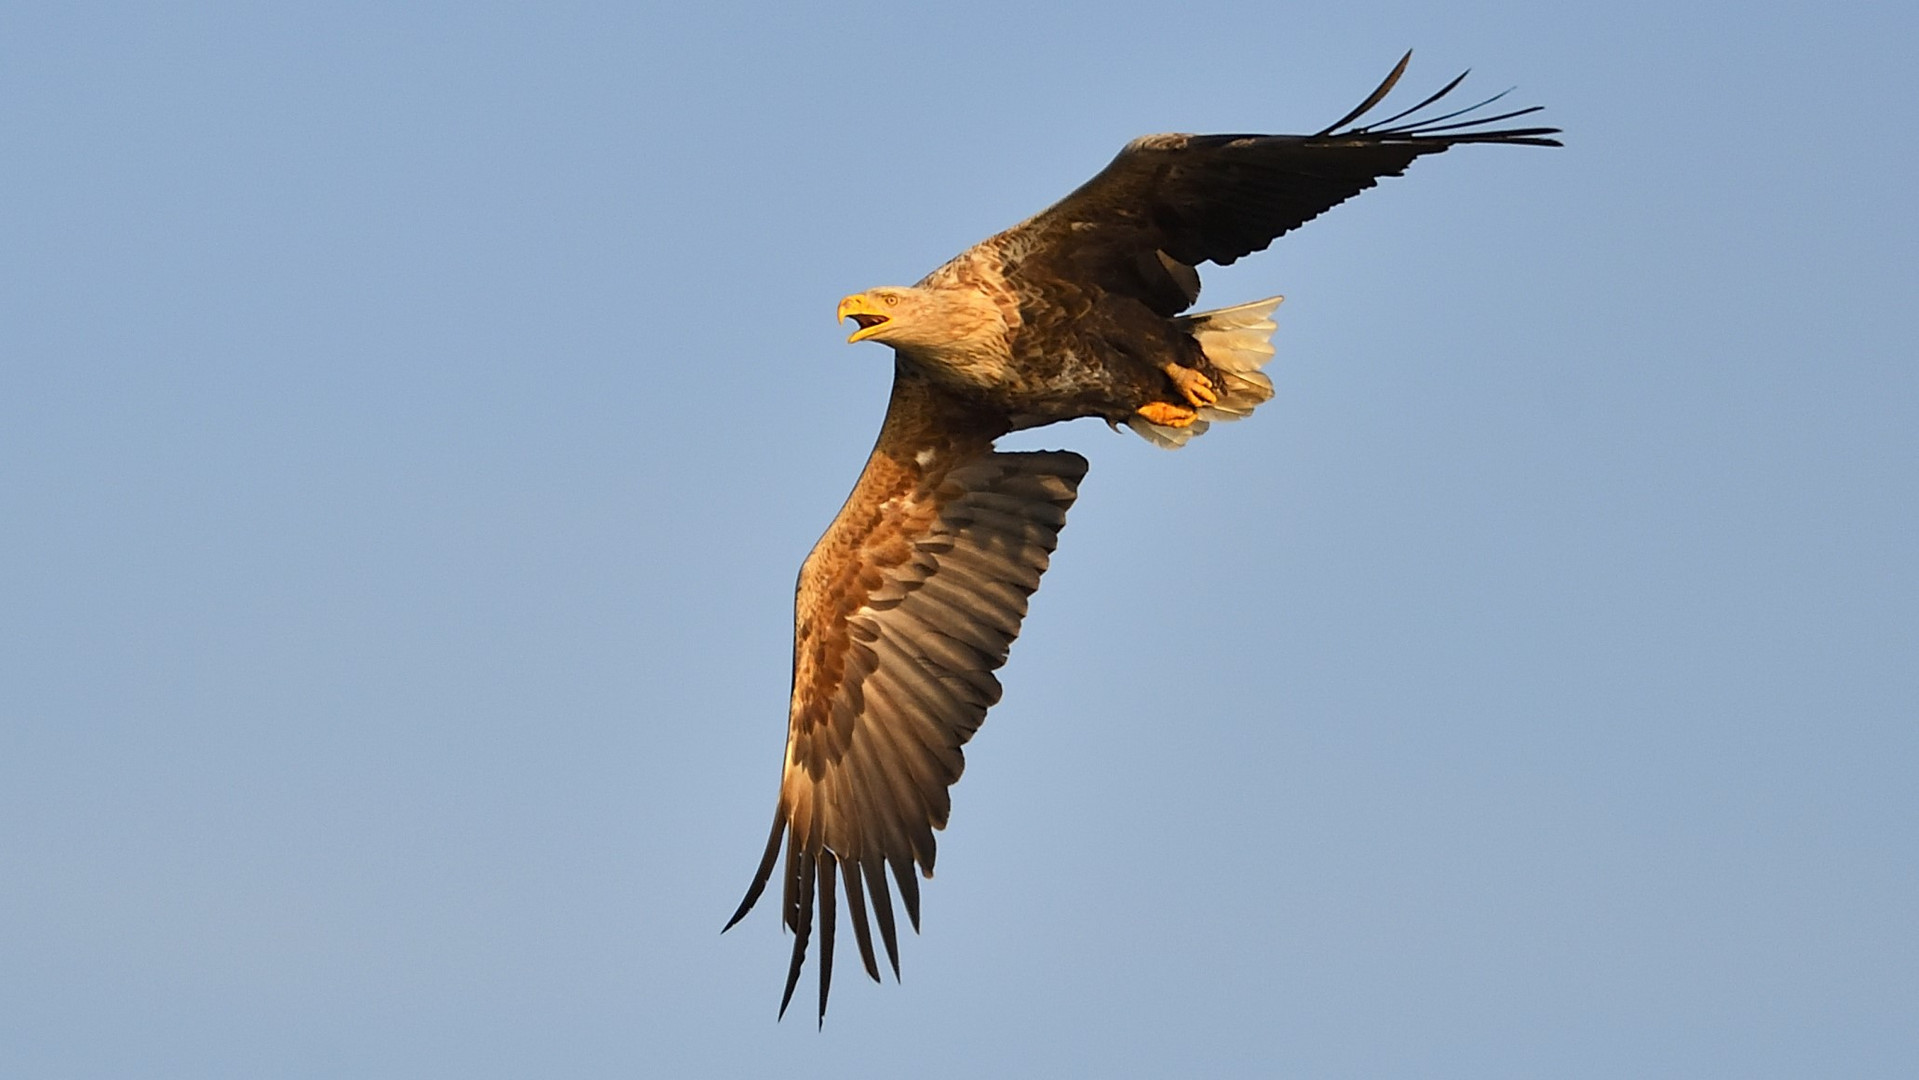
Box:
left=723, top=53, right=1559, bottom=1024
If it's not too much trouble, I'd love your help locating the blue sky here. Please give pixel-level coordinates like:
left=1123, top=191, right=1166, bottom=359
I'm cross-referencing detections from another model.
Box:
left=2, top=2, right=1914, bottom=1077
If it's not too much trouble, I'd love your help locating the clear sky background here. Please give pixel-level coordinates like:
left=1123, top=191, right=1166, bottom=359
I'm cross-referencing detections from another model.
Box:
left=3, top=3, right=1914, bottom=1077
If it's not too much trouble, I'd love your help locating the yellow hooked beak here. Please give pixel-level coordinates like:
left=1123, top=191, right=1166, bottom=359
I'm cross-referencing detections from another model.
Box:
left=838, top=294, right=891, bottom=343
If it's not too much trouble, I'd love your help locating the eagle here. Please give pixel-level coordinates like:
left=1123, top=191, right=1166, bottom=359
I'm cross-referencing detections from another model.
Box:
left=723, top=53, right=1559, bottom=1024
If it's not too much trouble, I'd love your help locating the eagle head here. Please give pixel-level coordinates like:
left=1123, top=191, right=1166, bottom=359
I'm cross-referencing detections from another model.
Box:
left=836, top=288, right=923, bottom=345
left=837, top=284, right=1008, bottom=382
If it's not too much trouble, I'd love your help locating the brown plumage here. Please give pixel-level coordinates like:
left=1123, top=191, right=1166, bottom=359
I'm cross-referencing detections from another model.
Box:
left=723, top=53, right=1559, bottom=1023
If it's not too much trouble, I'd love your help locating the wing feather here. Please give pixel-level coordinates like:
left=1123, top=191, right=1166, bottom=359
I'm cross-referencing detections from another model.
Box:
left=777, top=848, right=815, bottom=1021
left=816, top=851, right=838, bottom=1028
left=840, top=852, right=880, bottom=983
left=726, top=370, right=1088, bottom=1023
left=861, top=854, right=902, bottom=978
left=884, top=597, right=1003, bottom=660
left=994, top=55, right=1560, bottom=314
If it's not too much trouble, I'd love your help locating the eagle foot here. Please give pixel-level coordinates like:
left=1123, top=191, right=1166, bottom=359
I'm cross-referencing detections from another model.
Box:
left=1161, top=362, right=1218, bottom=408
left=1135, top=401, right=1200, bottom=428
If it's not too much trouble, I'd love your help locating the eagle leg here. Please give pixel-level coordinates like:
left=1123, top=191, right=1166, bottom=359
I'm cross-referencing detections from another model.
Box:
left=1135, top=401, right=1200, bottom=427
left=1160, top=361, right=1218, bottom=408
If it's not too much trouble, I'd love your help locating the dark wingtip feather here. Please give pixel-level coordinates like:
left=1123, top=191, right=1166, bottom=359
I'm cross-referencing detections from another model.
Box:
left=1358, top=68, right=1470, bottom=133
left=817, top=852, right=837, bottom=1027
left=1315, top=49, right=1412, bottom=136
left=1316, top=56, right=1559, bottom=151
left=723, top=813, right=786, bottom=933
left=776, top=852, right=816, bottom=1021
left=1371, top=86, right=1518, bottom=134
left=1378, top=100, right=1538, bottom=137
left=863, top=859, right=902, bottom=980
left=841, top=859, right=883, bottom=984
left=892, top=855, right=923, bottom=933
left=1428, top=126, right=1564, bottom=146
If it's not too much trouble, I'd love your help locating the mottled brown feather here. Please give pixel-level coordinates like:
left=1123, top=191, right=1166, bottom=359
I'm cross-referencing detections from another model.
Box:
left=725, top=363, right=1087, bottom=1024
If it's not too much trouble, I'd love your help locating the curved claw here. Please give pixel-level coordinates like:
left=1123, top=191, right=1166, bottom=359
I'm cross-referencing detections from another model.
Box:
left=1163, top=364, right=1218, bottom=408
left=1136, top=401, right=1200, bottom=428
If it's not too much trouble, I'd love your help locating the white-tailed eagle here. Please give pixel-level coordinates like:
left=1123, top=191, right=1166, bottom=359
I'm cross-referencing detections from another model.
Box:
left=723, top=53, right=1559, bottom=1023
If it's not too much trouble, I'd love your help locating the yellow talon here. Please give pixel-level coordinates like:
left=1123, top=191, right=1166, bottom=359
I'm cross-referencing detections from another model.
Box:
left=1136, top=401, right=1199, bottom=428
left=1162, top=363, right=1218, bottom=408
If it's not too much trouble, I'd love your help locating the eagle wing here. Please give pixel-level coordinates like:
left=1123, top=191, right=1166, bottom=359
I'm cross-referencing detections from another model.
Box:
left=1000, top=52, right=1562, bottom=315
left=725, top=367, right=1088, bottom=1023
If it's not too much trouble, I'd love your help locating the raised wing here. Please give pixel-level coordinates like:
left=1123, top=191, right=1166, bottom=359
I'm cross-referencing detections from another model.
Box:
left=1000, top=52, right=1561, bottom=315
left=724, top=369, right=1088, bottom=1024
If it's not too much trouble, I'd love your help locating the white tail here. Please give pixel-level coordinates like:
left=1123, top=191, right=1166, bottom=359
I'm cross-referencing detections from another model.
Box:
left=1126, top=295, right=1283, bottom=449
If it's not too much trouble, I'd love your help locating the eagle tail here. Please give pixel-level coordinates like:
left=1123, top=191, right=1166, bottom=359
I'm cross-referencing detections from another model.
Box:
left=1127, top=296, right=1283, bottom=449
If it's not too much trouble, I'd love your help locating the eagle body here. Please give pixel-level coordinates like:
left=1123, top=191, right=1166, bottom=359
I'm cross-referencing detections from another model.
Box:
left=725, top=55, right=1560, bottom=1023
left=872, top=235, right=1231, bottom=436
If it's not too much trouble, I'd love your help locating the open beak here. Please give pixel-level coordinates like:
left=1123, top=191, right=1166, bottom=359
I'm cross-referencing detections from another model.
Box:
left=838, top=295, right=891, bottom=343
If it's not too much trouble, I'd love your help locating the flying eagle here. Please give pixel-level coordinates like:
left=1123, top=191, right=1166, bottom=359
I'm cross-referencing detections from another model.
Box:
left=724, top=54, right=1559, bottom=1023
